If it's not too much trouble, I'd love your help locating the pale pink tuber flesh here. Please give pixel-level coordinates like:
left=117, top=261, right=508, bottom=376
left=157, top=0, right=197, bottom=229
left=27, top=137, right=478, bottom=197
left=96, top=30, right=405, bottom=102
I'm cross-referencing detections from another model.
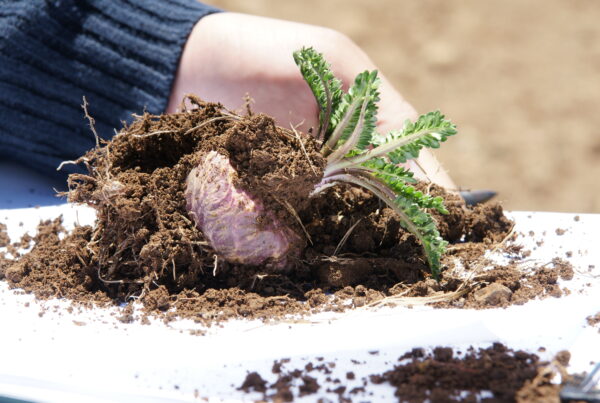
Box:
left=185, top=151, right=301, bottom=269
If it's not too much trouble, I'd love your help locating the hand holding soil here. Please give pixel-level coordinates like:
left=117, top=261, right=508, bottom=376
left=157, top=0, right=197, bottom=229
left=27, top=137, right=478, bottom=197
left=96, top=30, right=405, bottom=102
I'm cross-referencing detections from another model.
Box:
left=168, top=12, right=456, bottom=189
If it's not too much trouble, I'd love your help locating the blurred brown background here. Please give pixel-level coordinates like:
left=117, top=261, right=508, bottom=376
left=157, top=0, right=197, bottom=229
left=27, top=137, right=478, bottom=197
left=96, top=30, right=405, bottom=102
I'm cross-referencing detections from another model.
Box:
left=209, top=0, right=600, bottom=213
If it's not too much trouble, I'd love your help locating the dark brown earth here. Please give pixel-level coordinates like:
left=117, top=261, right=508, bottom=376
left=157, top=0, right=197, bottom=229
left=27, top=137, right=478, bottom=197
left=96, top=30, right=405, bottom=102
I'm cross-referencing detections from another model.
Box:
left=372, top=344, right=563, bottom=403
left=1, top=99, right=574, bottom=324
left=236, top=344, right=574, bottom=402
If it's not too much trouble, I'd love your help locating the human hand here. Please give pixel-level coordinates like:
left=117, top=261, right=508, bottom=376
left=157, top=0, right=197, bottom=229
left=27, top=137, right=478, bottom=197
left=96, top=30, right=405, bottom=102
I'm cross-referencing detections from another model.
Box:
left=168, top=12, right=456, bottom=189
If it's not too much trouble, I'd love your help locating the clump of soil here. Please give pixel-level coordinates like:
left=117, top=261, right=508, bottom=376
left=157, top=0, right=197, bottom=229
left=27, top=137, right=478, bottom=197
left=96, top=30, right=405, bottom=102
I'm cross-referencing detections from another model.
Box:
left=0, top=97, right=575, bottom=323
left=239, top=372, right=268, bottom=394
left=239, top=358, right=327, bottom=401
left=588, top=312, right=600, bottom=329
left=235, top=344, right=572, bottom=402
left=372, top=344, right=554, bottom=402
left=0, top=222, right=9, bottom=279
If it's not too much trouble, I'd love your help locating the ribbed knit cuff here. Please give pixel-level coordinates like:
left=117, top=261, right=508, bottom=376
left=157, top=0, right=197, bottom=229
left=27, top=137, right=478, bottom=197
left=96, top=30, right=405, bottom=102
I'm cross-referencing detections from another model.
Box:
left=0, top=0, right=220, bottom=176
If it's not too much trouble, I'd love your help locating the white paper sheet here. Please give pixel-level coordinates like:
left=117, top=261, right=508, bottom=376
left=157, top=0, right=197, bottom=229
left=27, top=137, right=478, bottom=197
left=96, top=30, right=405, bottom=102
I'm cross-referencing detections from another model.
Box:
left=1, top=204, right=599, bottom=402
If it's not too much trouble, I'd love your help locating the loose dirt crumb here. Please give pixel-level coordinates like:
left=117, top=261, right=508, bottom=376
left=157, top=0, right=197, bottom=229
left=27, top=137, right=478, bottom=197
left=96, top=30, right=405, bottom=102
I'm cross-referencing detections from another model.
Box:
left=298, top=375, right=319, bottom=396
left=0, top=252, right=9, bottom=280
left=0, top=222, right=9, bottom=247
left=0, top=223, right=11, bottom=280
left=587, top=312, right=600, bottom=327
left=473, top=283, right=513, bottom=305
left=239, top=372, right=268, bottom=393
left=117, top=304, right=135, bottom=324
left=554, top=350, right=571, bottom=367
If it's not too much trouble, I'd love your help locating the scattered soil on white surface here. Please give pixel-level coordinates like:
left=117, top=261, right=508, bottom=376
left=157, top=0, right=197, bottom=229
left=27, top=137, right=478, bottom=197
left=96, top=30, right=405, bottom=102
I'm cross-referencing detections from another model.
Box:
left=236, top=344, right=573, bottom=402
left=0, top=221, right=34, bottom=262
left=1, top=99, right=575, bottom=324
left=588, top=312, right=600, bottom=330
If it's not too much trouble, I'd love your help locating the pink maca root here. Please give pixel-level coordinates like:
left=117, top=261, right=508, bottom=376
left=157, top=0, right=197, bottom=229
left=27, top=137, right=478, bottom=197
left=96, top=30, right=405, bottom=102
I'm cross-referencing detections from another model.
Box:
left=185, top=151, right=301, bottom=269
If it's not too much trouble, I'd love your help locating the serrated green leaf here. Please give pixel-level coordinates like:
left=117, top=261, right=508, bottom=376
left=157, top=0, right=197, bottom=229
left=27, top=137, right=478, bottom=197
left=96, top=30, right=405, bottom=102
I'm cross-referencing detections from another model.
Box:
left=326, top=110, right=456, bottom=172
left=330, top=70, right=380, bottom=151
left=360, top=159, right=447, bottom=214
left=361, top=157, right=417, bottom=184
left=385, top=111, right=457, bottom=164
left=393, top=185, right=448, bottom=214
left=394, top=195, right=448, bottom=278
left=293, top=47, right=343, bottom=140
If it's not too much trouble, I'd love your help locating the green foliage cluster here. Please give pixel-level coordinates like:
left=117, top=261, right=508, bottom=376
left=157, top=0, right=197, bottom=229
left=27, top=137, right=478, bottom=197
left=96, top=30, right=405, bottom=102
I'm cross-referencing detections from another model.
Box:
left=294, top=47, right=457, bottom=278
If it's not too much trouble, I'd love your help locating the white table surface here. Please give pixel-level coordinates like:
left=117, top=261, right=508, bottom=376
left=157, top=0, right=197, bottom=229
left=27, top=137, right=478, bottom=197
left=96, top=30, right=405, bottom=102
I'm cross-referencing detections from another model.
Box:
left=0, top=161, right=599, bottom=402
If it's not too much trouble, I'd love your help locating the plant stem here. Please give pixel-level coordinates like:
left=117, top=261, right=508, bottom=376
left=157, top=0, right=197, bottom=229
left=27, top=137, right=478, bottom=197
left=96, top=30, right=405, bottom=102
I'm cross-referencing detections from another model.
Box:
left=324, top=128, right=444, bottom=175
left=322, top=98, right=361, bottom=157
left=326, top=94, right=370, bottom=164
left=310, top=67, right=332, bottom=142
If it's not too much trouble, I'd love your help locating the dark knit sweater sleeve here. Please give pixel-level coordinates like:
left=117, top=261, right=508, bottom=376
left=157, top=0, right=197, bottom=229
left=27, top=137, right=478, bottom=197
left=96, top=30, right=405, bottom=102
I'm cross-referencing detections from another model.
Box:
left=0, top=0, right=221, bottom=176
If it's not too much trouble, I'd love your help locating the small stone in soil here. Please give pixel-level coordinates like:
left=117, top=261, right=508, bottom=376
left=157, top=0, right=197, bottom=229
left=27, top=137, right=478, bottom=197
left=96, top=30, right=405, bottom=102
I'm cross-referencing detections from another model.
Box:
left=474, top=283, right=513, bottom=305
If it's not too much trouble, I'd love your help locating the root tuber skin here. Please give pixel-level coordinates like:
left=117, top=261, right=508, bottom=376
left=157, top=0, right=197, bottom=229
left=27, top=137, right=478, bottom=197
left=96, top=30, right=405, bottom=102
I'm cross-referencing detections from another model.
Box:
left=185, top=151, right=302, bottom=270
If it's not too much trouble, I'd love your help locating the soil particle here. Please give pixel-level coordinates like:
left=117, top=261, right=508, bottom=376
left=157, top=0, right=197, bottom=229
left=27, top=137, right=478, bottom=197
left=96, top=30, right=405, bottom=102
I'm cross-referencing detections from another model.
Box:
left=552, top=257, right=575, bottom=281
left=117, top=304, right=135, bottom=324
left=587, top=312, right=600, bottom=327
left=16, top=233, right=32, bottom=250
left=272, top=386, right=294, bottom=402
left=515, top=375, right=561, bottom=403
left=554, top=350, right=571, bottom=367
left=349, top=386, right=366, bottom=394
left=473, top=283, right=513, bottom=305
left=432, top=346, right=454, bottom=362
left=0, top=97, right=577, bottom=324
left=0, top=223, right=10, bottom=280
left=0, top=252, right=8, bottom=280
left=239, top=372, right=267, bottom=393
left=555, top=228, right=567, bottom=235
left=298, top=375, right=319, bottom=396
left=272, top=359, right=289, bottom=374
left=0, top=222, right=9, bottom=247
left=142, top=286, right=171, bottom=312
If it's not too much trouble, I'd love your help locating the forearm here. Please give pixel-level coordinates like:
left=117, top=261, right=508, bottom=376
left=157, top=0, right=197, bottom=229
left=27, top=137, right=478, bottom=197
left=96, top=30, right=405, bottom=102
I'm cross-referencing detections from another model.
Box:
left=0, top=0, right=220, bottom=175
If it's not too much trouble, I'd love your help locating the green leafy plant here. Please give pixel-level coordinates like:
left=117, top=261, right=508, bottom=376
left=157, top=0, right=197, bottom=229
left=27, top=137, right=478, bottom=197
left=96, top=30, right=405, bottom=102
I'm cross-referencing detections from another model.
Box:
left=294, top=47, right=457, bottom=278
